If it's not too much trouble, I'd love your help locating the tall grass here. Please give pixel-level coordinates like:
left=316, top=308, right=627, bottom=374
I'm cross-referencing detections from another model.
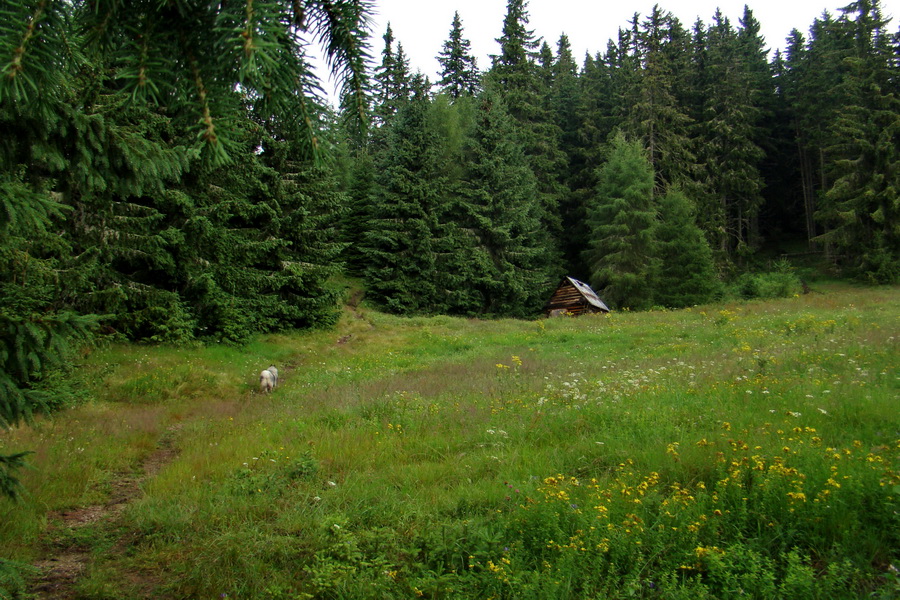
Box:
left=1, top=287, right=897, bottom=598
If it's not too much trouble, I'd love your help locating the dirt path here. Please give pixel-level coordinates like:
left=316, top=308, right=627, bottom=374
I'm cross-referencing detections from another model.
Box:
left=29, top=427, right=180, bottom=599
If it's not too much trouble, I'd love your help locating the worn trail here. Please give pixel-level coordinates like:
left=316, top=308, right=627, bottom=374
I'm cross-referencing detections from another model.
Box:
left=30, top=427, right=180, bottom=599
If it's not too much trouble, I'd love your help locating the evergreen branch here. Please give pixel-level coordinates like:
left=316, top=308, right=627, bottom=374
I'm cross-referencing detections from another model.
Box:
left=0, top=181, right=71, bottom=239
left=0, top=0, right=71, bottom=103
left=306, top=0, right=372, bottom=130
left=3, top=0, right=47, bottom=83
left=0, top=450, right=33, bottom=501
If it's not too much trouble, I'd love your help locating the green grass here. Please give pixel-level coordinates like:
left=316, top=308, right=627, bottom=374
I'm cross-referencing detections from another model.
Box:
left=1, top=286, right=898, bottom=599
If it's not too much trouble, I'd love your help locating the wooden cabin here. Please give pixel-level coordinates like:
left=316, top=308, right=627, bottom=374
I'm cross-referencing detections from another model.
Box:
left=544, top=277, right=610, bottom=317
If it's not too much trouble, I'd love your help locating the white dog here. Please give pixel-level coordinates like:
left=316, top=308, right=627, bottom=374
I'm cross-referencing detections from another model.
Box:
left=259, top=369, right=275, bottom=393
left=266, top=365, right=278, bottom=388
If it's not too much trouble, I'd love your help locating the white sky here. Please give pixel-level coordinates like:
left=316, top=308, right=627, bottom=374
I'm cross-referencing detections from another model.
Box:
left=317, top=0, right=898, bottom=97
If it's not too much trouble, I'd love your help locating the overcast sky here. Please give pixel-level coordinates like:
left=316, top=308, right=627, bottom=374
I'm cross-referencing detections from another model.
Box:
left=318, top=0, right=899, bottom=97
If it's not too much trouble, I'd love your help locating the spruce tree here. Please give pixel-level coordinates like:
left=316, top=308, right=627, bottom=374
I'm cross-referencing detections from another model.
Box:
left=786, top=13, right=852, bottom=251
left=582, top=132, right=658, bottom=310
left=1, top=0, right=371, bottom=163
left=436, top=12, right=480, bottom=99
left=693, top=10, right=766, bottom=258
left=362, top=75, right=444, bottom=314
left=654, top=188, right=721, bottom=307
left=0, top=182, right=98, bottom=498
left=552, top=35, right=588, bottom=275
left=817, top=0, right=900, bottom=281
left=452, top=91, right=554, bottom=316
left=0, top=0, right=372, bottom=496
left=623, top=6, right=695, bottom=192
left=340, top=149, right=378, bottom=276
left=373, top=25, right=411, bottom=126
left=487, top=0, right=565, bottom=269
left=570, top=44, right=626, bottom=278
left=781, top=29, right=821, bottom=247
left=760, top=45, right=808, bottom=247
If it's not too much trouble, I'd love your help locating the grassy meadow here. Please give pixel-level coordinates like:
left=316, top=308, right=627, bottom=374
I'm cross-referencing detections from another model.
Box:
left=1, top=284, right=898, bottom=599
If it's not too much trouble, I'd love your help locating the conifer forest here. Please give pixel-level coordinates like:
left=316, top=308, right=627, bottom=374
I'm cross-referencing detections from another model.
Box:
left=1, top=0, right=899, bottom=469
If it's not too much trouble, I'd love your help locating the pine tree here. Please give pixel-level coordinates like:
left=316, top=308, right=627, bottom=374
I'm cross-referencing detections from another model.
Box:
left=373, top=25, right=411, bottom=126
left=583, top=132, right=658, bottom=310
left=340, top=149, right=378, bottom=276
left=362, top=75, right=445, bottom=314
left=551, top=35, right=588, bottom=275
left=785, top=13, right=854, bottom=252
left=426, top=94, right=482, bottom=314
left=486, top=0, right=565, bottom=271
left=570, top=44, right=626, bottom=278
left=0, top=0, right=371, bottom=163
left=693, top=10, right=766, bottom=258
left=654, top=188, right=721, bottom=307
left=452, top=91, right=554, bottom=316
left=817, top=0, right=900, bottom=281
left=263, top=153, right=349, bottom=329
left=0, top=105, right=100, bottom=499
left=436, top=12, right=480, bottom=99
left=737, top=6, right=780, bottom=248
left=623, top=6, right=695, bottom=192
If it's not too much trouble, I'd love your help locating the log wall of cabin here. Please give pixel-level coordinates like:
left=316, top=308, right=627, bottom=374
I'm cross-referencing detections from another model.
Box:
left=545, top=285, right=591, bottom=316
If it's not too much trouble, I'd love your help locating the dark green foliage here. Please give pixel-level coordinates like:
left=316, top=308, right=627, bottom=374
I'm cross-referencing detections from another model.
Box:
left=815, top=0, right=900, bottom=282
left=450, top=92, right=557, bottom=316
left=373, top=24, right=411, bottom=125
left=172, top=137, right=348, bottom=343
left=340, top=150, right=378, bottom=276
left=0, top=103, right=100, bottom=499
left=1, top=0, right=371, bottom=163
left=0, top=452, right=31, bottom=501
left=692, top=10, right=766, bottom=257
left=654, top=188, right=721, bottom=307
left=729, top=264, right=803, bottom=299
left=0, top=0, right=369, bottom=497
left=436, top=12, right=479, bottom=99
left=0, top=557, right=34, bottom=599
left=362, top=76, right=444, bottom=314
left=623, top=7, right=695, bottom=192
left=486, top=0, right=565, bottom=268
left=549, top=35, right=588, bottom=277
left=583, top=133, right=658, bottom=310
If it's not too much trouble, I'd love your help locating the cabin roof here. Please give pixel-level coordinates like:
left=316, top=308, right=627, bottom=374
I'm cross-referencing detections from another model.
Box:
left=564, top=277, right=610, bottom=312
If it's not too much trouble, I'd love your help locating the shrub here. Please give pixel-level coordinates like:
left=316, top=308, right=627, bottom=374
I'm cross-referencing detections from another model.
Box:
left=730, top=267, right=802, bottom=300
